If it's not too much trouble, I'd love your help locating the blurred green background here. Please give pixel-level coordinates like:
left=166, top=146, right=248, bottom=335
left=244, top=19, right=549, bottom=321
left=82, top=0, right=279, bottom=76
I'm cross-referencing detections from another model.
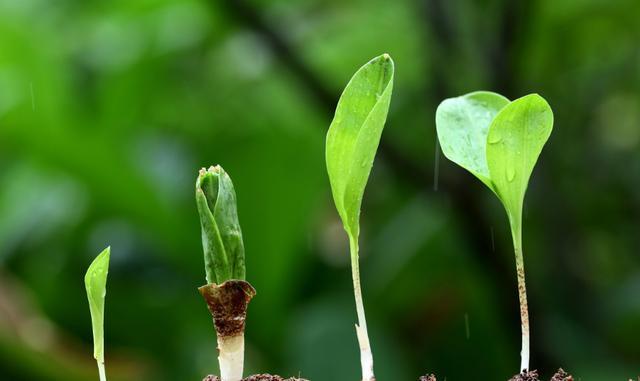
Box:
left=0, top=0, right=638, bottom=380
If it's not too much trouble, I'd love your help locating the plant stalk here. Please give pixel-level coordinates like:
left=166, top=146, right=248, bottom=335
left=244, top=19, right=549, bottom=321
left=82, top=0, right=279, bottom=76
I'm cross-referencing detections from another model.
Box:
left=98, top=361, right=106, bottom=381
left=217, top=335, right=245, bottom=381
left=349, top=236, right=375, bottom=381
left=511, top=223, right=530, bottom=373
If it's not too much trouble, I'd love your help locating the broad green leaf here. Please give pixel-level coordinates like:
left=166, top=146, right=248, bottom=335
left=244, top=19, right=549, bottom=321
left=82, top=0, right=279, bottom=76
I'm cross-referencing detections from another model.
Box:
left=326, top=54, right=394, bottom=238
left=435, top=91, right=510, bottom=190
left=486, top=94, right=553, bottom=224
left=196, top=165, right=245, bottom=284
left=85, top=246, right=110, bottom=364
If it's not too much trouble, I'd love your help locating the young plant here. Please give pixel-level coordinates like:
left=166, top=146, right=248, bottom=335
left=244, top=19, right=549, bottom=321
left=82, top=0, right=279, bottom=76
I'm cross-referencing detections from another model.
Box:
left=326, top=53, right=394, bottom=381
left=85, top=246, right=111, bottom=381
left=196, top=165, right=256, bottom=381
left=435, top=92, right=553, bottom=373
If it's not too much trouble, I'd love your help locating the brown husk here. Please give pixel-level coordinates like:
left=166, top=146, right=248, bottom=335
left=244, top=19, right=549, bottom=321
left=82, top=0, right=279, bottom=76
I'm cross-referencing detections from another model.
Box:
left=198, top=280, right=256, bottom=338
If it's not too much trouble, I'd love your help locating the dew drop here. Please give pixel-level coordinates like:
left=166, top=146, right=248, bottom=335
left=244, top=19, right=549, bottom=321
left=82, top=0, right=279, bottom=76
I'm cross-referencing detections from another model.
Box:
left=506, top=165, right=516, bottom=182
left=488, top=134, right=502, bottom=144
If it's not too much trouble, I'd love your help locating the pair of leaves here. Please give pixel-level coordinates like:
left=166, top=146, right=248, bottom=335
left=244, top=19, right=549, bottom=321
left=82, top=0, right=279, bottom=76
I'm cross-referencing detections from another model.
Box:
left=326, top=54, right=395, bottom=240
left=85, top=246, right=110, bottom=365
left=196, top=165, right=245, bottom=284
left=436, top=92, right=554, bottom=225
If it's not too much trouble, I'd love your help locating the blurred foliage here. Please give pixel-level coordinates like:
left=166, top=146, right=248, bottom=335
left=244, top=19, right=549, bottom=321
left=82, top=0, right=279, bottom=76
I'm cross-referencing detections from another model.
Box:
left=0, top=0, right=638, bottom=380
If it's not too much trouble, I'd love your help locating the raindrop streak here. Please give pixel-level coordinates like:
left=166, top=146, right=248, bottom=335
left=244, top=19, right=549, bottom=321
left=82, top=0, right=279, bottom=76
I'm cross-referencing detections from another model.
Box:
left=30, top=82, right=35, bottom=111
left=433, top=139, right=441, bottom=191
left=464, top=313, right=470, bottom=339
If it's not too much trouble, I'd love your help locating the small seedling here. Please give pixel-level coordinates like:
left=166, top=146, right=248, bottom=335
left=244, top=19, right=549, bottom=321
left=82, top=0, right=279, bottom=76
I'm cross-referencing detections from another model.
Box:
left=85, top=246, right=111, bottom=381
left=326, top=53, right=394, bottom=381
left=436, top=92, right=553, bottom=373
left=196, top=165, right=256, bottom=381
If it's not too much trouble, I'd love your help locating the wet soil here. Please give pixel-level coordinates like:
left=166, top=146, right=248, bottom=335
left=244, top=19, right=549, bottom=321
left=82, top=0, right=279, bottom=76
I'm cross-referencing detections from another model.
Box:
left=418, top=369, right=573, bottom=381
left=203, top=368, right=573, bottom=381
left=203, top=375, right=307, bottom=381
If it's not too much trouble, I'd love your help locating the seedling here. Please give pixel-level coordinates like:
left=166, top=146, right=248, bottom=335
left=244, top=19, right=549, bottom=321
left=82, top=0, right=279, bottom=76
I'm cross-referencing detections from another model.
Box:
left=326, top=54, right=394, bottom=381
left=85, top=246, right=111, bottom=381
left=196, top=165, right=256, bottom=381
left=435, top=92, right=553, bottom=373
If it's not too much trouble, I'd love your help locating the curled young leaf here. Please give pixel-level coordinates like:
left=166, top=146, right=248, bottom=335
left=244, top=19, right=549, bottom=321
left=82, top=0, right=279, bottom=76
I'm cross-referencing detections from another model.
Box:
left=196, top=166, right=245, bottom=284
left=326, top=53, right=394, bottom=238
left=85, top=247, right=110, bottom=365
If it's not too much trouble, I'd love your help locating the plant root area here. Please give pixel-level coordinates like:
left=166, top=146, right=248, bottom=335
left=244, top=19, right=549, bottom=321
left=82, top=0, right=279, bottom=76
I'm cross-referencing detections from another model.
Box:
left=203, top=375, right=307, bottom=381
left=204, top=368, right=572, bottom=381
left=420, top=369, right=573, bottom=381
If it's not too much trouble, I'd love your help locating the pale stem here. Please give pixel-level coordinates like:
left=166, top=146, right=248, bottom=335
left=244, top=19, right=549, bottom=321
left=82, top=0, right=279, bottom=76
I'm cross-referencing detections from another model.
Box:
left=349, top=237, right=375, bottom=381
left=512, top=224, right=530, bottom=373
left=97, top=361, right=106, bottom=381
left=217, top=334, right=245, bottom=381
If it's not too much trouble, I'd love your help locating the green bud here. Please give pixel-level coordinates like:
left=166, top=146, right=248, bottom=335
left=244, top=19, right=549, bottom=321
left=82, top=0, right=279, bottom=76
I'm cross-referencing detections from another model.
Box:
left=196, top=165, right=246, bottom=284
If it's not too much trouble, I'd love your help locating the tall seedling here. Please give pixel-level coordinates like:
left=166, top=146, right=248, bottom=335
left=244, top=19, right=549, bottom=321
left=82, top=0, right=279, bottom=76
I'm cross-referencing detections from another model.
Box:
left=85, top=247, right=111, bottom=381
left=326, top=54, right=394, bottom=381
left=435, top=92, right=553, bottom=373
left=196, top=165, right=256, bottom=381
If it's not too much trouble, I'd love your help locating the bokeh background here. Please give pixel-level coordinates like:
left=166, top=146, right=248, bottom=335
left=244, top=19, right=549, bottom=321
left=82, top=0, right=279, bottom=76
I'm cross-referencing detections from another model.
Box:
left=0, top=0, right=639, bottom=380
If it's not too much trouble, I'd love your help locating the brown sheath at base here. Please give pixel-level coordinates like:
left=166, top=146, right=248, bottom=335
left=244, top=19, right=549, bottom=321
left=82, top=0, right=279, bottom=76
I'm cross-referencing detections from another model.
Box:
left=199, top=280, right=256, bottom=338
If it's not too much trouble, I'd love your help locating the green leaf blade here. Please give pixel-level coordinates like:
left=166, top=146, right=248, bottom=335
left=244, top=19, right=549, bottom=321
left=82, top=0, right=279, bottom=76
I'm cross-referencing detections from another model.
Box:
left=435, top=91, right=510, bottom=190
left=84, top=246, right=110, bottom=363
left=486, top=94, right=554, bottom=223
left=326, top=54, right=394, bottom=237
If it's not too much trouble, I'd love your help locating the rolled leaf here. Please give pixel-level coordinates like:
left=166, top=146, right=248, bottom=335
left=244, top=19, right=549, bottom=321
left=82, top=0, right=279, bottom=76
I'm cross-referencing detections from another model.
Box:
left=196, top=166, right=245, bottom=284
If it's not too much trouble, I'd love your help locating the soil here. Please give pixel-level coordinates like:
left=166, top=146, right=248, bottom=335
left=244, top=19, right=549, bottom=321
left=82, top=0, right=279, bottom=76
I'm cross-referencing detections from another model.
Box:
left=203, top=369, right=573, bottom=381
left=203, top=375, right=307, bottom=381
left=198, top=280, right=256, bottom=337
left=416, top=369, right=574, bottom=381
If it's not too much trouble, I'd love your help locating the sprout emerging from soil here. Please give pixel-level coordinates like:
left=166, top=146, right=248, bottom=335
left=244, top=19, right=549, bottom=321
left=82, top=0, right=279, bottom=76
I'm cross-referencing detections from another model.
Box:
left=85, top=247, right=111, bottom=381
left=436, top=92, right=553, bottom=373
left=326, top=54, right=394, bottom=381
left=196, top=165, right=255, bottom=381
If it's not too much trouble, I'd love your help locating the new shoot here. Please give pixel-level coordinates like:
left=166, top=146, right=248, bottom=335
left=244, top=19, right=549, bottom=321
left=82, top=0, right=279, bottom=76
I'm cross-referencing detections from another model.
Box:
left=326, top=54, right=394, bottom=381
left=435, top=92, right=553, bottom=373
left=196, top=165, right=256, bottom=381
left=85, top=246, right=111, bottom=381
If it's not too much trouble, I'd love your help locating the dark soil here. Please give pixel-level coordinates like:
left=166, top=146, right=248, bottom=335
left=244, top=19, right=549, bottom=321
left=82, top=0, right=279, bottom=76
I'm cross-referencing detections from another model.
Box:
left=417, top=368, right=573, bottom=381
left=203, top=375, right=307, bottom=381
left=550, top=369, right=573, bottom=381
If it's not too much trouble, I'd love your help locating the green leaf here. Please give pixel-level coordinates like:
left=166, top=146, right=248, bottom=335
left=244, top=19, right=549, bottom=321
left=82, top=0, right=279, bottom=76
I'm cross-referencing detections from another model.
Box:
left=486, top=94, right=554, bottom=224
left=326, top=54, right=394, bottom=238
left=196, top=165, right=245, bottom=284
left=84, top=246, right=110, bottom=364
left=435, top=91, right=510, bottom=190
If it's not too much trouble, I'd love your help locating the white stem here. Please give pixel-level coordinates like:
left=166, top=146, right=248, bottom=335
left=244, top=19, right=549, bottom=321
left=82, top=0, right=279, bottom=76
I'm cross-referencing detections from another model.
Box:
left=97, top=361, right=106, bottom=381
left=350, top=238, right=375, bottom=381
left=218, top=334, right=245, bottom=381
left=512, top=223, right=530, bottom=373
